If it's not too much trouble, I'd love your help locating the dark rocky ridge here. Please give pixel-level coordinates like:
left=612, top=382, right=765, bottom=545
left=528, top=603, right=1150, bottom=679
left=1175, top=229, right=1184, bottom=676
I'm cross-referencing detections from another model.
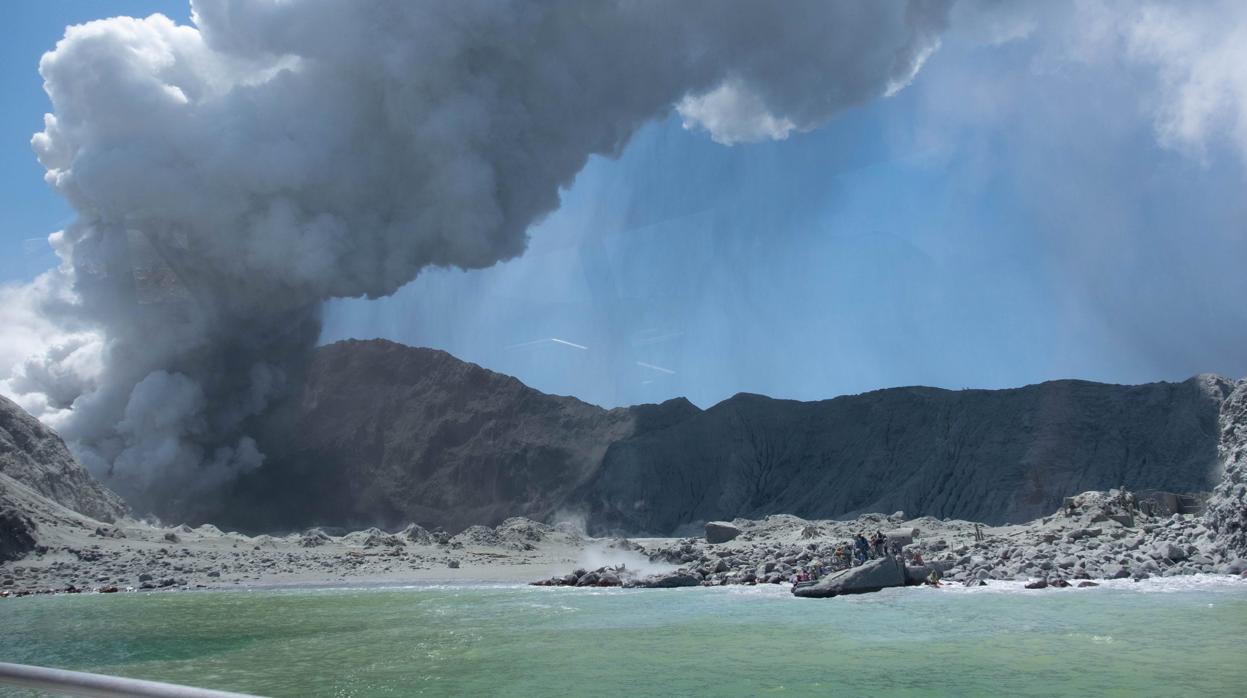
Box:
left=1, top=395, right=127, bottom=523
left=226, top=340, right=643, bottom=532
left=219, top=340, right=1234, bottom=535
left=584, top=375, right=1232, bottom=533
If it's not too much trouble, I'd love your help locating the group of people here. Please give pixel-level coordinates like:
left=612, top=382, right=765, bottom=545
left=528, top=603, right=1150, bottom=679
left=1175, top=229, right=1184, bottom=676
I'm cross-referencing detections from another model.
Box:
left=789, top=533, right=943, bottom=588
left=792, top=530, right=901, bottom=584
left=837, top=530, right=895, bottom=565
left=792, top=557, right=832, bottom=583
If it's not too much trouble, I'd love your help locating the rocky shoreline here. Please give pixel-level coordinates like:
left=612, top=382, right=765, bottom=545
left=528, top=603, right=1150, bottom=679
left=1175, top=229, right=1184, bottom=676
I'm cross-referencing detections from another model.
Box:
left=532, top=489, right=1247, bottom=593
left=7, top=484, right=1244, bottom=600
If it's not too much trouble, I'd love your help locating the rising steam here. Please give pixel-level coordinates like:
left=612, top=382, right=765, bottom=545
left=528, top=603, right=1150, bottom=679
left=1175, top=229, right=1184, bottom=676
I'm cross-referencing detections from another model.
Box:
left=0, top=0, right=951, bottom=518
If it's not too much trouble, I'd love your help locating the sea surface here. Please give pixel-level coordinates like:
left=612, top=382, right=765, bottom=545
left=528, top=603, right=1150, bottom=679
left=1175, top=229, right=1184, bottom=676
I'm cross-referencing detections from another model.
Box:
left=2, top=576, right=1245, bottom=697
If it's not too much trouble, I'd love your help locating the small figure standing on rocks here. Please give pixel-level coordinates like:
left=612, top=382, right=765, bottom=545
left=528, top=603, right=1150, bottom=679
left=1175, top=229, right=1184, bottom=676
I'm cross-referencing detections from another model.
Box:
left=854, top=534, right=870, bottom=564
left=1117, top=486, right=1137, bottom=513
left=871, top=530, right=887, bottom=558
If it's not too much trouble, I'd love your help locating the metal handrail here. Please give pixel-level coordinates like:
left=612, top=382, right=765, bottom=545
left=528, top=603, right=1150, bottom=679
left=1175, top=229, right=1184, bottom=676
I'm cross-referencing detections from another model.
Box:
left=0, top=662, right=264, bottom=698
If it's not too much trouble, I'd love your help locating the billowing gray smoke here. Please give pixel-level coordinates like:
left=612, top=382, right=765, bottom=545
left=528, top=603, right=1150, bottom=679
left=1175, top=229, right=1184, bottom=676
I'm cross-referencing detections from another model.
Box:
left=2, top=0, right=950, bottom=518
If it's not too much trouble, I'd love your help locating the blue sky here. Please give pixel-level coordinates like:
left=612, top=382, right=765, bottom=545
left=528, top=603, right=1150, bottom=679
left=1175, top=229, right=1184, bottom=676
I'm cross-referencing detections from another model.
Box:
left=4, top=2, right=1246, bottom=410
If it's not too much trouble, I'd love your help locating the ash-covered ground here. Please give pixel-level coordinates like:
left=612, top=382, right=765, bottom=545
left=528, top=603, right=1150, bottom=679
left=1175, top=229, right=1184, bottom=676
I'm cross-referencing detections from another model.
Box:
left=3, top=486, right=1242, bottom=597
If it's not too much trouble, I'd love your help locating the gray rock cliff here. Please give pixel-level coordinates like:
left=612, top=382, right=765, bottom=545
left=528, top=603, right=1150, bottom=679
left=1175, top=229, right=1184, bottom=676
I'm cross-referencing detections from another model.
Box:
left=0, top=395, right=127, bottom=522
left=1205, top=379, right=1247, bottom=558
left=583, top=375, right=1231, bottom=533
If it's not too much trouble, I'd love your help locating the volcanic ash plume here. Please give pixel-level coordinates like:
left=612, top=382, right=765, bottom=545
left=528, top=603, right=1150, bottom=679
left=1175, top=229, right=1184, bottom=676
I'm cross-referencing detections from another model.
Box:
left=0, top=0, right=950, bottom=519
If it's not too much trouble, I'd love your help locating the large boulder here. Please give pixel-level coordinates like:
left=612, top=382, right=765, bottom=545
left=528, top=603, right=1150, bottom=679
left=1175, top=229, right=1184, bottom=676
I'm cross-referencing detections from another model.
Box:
left=705, top=521, right=741, bottom=544
left=884, top=527, right=919, bottom=547
left=1151, top=541, right=1188, bottom=562
left=1101, top=563, right=1131, bottom=579
left=635, top=571, right=701, bottom=588
left=792, top=557, right=907, bottom=598
left=904, top=560, right=957, bottom=585
left=1066, top=528, right=1101, bottom=541
left=0, top=506, right=37, bottom=562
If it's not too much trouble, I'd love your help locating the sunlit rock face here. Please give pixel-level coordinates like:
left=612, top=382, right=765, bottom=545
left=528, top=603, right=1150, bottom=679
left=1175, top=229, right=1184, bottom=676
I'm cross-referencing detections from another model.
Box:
left=1206, top=380, right=1247, bottom=559
left=0, top=395, right=127, bottom=523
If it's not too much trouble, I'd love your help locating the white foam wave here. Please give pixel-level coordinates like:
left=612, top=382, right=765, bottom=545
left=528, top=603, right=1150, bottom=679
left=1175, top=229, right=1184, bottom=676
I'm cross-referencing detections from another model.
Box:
left=936, top=573, right=1247, bottom=595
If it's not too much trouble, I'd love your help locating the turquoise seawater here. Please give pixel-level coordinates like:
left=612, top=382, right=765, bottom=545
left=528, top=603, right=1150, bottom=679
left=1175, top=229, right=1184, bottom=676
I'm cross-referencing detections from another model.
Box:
left=2, top=577, right=1246, bottom=697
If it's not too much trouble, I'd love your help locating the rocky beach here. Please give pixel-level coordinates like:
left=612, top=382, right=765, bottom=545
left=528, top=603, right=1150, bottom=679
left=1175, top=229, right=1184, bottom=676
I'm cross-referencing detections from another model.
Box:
left=537, top=488, right=1245, bottom=592
left=2, top=485, right=1243, bottom=597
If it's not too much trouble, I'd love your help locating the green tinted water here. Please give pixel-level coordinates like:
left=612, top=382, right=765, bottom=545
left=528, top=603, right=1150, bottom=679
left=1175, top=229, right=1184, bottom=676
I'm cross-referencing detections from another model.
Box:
left=2, top=579, right=1245, bottom=697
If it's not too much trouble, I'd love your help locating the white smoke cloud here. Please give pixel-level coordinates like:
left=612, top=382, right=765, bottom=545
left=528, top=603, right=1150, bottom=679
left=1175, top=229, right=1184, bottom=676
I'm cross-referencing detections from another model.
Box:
left=2, top=0, right=951, bottom=518
left=1120, top=1, right=1247, bottom=162
left=0, top=235, right=104, bottom=427
left=954, top=0, right=1247, bottom=164
left=677, top=0, right=954, bottom=144
left=576, top=541, right=677, bottom=578
left=678, top=81, right=799, bottom=145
